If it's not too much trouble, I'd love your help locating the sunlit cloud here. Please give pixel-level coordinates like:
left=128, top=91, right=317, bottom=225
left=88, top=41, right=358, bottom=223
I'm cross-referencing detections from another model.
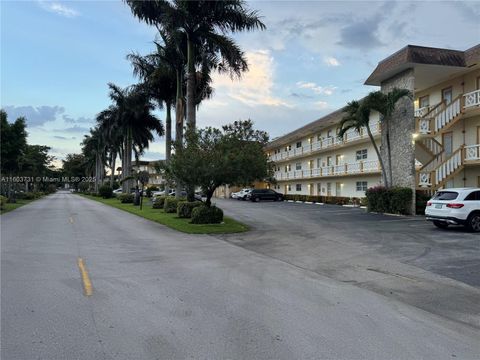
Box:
left=296, top=81, right=337, bottom=96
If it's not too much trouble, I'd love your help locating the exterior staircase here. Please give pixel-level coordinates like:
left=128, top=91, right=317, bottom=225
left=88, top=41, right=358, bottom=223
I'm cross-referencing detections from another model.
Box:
left=416, top=95, right=463, bottom=136
left=417, top=146, right=464, bottom=189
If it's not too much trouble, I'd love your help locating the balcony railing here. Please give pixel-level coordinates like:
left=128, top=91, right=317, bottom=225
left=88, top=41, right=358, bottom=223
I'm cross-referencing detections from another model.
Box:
left=464, top=89, right=480, bottom=109
left=269, top=122, right=380, bottom=162
left=418, top=147, right=463, bottom=188
left=416, top=90, right=480, bottom=136
left=274, top=160, right=380, bottom=181
left=465, top=144, right=480, bottom=162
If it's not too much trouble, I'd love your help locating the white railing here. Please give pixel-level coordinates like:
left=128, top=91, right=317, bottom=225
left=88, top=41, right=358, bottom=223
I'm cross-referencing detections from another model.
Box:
left=420, top=138, right=443, bottom=156
left=274, top=160, right=380, bottom=181
left=414, top=106, right=431, bottom=117
left=418, top=147, right=463, bottom=187
left=417, top=97, right=461, bottom=135
left=435, top=97, right=461, bottom=133
left=465, top=144, right=480, bottom=161
left=269, top=121, right=380, bottom=162
left=464, top=89, right=480, bottom=109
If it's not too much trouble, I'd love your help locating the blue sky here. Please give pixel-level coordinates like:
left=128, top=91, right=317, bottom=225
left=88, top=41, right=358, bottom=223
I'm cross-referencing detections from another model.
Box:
left=1, top=0, right=479, bottom=163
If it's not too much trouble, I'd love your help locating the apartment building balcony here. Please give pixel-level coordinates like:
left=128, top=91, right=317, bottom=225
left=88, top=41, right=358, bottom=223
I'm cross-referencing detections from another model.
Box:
left=415, top=89, right=480, bottom=136
left=275, top=160, right=380, bottom=181
left=269, top=122, right=380, bottom=163
left=417, top=144, right=480, bottom=189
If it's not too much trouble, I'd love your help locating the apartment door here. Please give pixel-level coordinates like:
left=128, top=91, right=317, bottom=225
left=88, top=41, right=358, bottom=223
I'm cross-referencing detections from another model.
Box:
left=336, top=155, right=343, bottom=165
left=442, top=87, right=453, bottom=105
left=284, top=185, right=288, bottom=194
left=327, top=182, right=332, bottom=196
left=335, top=182, right=342, bottom=196
left=309, top=183, right=314, bottom=196
left=443, top=132, right=453, bottom=156
left=317, top=182, right=322, bottom=195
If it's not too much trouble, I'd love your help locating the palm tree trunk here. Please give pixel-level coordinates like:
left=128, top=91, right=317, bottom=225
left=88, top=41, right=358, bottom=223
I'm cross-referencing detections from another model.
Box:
left=110, top=151, right=116, bottom=188
left=94, top=153, right=99, bottom=193
left=367, top=125, right=389, bottom=188
left=164, top=102, right=172, bottom=195
left=125, top=131, right=133, bottom=192
left=175, top=69, right=184, bottom=199
left=386, top=117, right=393, bottom=188
left=186, top=38, right=196, bottom=132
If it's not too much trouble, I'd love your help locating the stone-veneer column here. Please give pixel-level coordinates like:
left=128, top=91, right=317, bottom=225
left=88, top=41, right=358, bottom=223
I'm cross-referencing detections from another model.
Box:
left=380, top=69, right=416, bottom=214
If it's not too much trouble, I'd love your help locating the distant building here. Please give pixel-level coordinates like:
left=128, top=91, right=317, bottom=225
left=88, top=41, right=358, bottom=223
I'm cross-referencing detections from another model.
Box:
left=131, top=160, right=166, bottom=188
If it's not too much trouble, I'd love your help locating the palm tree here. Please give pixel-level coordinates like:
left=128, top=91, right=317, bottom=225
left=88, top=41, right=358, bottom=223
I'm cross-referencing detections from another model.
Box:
left=125, top=0, right=266, bottom=131
left=367, top=88, right=412, bottom=186
left=338, top=100, right=389, bottom=187
left=97, top=107, right=123, bottom=188
left=81, top=127, right=106, bottom=193
left=127, top=51, right=176, bottom=194
left=104, top=83, right=164, bottom=192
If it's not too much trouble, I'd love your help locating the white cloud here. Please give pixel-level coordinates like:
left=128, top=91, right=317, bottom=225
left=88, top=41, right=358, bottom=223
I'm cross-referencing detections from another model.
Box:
left=37, top=1, right=80, bottom=18
left=324, top=56, right=341, bottom=67
left=314, top=101, right=329, bottom=110
left=296, top=81, right=336, bottom=96
left=210, top=50, right=292, bottom=108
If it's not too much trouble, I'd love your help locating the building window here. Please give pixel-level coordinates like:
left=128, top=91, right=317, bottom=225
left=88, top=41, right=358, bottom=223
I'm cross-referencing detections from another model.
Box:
left=317, top=133, right=322, bottom=141
left=296, top=141, right=302, bottom=148
left=295, top=162, right=302, bottom=170
left=327, top=129, right=333, bottom=138
left=356, top=181, right=368, bottom=191
left=317, top=183, right=322, bottom=194
left=316, top=158, right=322, bottom=168
left=327, top=156, right=333, bottom=166
left=419, top=95, right=429, bottom=108
left=356, top=149, right=368, bottom=160
left=296, top=184, right=302, bottom=192
left=287, top=184, right=292, bottom=191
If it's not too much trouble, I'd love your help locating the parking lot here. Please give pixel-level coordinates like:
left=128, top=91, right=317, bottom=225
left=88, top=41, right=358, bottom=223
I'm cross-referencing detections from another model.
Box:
left=214, top=198, right=480, bottom=328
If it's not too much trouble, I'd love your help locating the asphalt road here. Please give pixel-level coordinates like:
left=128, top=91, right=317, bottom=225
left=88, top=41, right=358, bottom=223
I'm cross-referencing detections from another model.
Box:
left=215, top=198, right=480, bottom=329
left=1, top=192, right=480, bottom=359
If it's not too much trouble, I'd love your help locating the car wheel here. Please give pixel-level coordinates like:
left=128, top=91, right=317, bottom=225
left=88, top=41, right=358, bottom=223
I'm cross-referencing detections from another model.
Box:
left=466, top=213, right=480, bottom=232
left=277, top=196, right=283, bottom=201
left=433, top=221, right=448, bottom=229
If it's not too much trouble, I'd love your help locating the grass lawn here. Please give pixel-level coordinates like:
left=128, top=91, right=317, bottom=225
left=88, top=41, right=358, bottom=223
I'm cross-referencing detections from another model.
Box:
left=80, top=194, right=248, bottom=234
left=0, top=198, right=38, bottom=215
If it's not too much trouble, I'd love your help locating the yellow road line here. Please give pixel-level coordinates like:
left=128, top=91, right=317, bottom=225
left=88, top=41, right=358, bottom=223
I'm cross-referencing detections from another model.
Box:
left=69, top=216, right=74, bottom=224
left=77, top=258, right=93, bottom=296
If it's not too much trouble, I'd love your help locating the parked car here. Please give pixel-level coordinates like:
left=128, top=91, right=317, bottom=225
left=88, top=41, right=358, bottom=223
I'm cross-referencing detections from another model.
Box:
left=425, top=187, right=480, bottom=232
left=151, top=189, right=173, bottom=198
left=246, top=189, right=284, bottom=202
left=113, top=188, right=123, bottom=195
left=232, top=188, right=252, bottom=200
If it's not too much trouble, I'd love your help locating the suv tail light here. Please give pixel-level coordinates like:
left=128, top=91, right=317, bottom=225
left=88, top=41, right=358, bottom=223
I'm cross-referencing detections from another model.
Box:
left=446, top=203, right=464, bottom=209
left=426, top=202, right=432, bottom=206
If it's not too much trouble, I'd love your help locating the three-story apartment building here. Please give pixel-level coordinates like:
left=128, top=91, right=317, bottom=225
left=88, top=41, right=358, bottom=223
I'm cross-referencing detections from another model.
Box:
left=266, top=44, right=480, bottom=202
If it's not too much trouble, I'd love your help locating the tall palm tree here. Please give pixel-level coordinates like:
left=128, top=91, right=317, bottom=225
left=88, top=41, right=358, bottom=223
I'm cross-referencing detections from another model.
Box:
left=105, top=83, right=164, bottom=192
left=125, top=0, right=266, bottom=132
left=81, top=127, right=106, bottom=193
left=367, top=88, right=412, bottom=187
left=338, top=100, right=389, bottom=187
left=97, top=107, right=123, bottom=188
left=127, top=51, right=176, bottom=194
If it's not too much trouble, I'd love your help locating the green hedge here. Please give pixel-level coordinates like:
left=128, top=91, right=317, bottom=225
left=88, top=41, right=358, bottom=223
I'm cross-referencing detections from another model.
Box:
left=416, top=191, right=431, bottom=215
left=152, top=196, right=166, bottom=209
left=283, top=194, right=360, bottom=205
left=177, top=201, right=203, bottom=218
left=164, top=197, right=180, bottom=213
left=191, top=205, right=223, bottom=224
left=0, top=195, right=6, bottom=210
left=118, top=194, right=134, bottom=203
left=99, top=185, right=113, bottom=199
left=365, top=186, right=413, bottom=215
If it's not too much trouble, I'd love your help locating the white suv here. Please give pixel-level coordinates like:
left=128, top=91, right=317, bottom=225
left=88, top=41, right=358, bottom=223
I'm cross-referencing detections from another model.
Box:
left=425, top=188, right=480, bottom=232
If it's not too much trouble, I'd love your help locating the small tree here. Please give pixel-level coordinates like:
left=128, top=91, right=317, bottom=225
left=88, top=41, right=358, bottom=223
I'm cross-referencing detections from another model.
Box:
left=164, top=120, right=272, bottom=206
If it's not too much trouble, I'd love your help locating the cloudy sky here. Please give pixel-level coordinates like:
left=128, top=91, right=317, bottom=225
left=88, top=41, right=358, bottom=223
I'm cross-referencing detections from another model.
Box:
left=2, top=0, right=479, bottom=163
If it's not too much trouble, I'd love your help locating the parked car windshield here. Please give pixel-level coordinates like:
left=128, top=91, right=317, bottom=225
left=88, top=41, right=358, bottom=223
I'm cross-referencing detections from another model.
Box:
left=432, top=191, right=458, bottom=200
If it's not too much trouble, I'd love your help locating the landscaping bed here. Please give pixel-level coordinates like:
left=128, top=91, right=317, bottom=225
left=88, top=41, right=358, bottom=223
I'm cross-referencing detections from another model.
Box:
left=80, top=194, right=248, bottom=234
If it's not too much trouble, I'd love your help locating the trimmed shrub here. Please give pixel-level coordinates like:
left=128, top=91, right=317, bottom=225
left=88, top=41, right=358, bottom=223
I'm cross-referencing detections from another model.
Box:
left=22, top=192, right=36, bottom=200
left=146, top=186, right=159, bottom=198
left=0, top=195, right=6, bottom=210
left=365, top=186, right=413, bottom=215
left=99, top=185, right=114, bottom=199
left=177, top=201, right=203, bottom=218
left=152, top=196, right=166, bottom=209
left=191, top=205, right=223, bottom=224
left=46, top=184, right=57, bottom=194
left=33, top=191, right=44, bottom=198
left=283, top=194, right=354, bottom=205
left=118, top=194, right=134, bottom=203
left=416, top=191, right=431, bottom=215
left=164, top=197, right=180, bottom=213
